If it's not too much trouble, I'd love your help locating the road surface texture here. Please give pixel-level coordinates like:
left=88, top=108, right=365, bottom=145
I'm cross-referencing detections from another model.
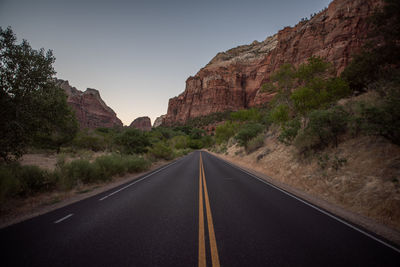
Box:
left=1, top=151, right=399, bottom=266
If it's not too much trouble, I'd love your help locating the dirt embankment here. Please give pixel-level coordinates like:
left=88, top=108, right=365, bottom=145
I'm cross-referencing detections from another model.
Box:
left=209, top=133, right=400, bottom=245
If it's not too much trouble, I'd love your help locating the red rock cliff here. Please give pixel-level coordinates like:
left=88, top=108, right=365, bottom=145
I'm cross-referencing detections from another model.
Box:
left=56, top=79, right=123, bottom=129
left=129, top=116, right=152, bottom=131
left=164, top=0, right=382, bottom=125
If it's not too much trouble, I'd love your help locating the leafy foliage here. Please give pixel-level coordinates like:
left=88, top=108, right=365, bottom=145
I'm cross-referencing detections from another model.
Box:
left=294, top=106, right=349, bottom=153
left=215, top=121, right=237, bottom=144
left=0, top=27, right=77, bottom=161
left=278, top=118, right=301, bottom=145
left=358, top=92, right=400, bottom=145
left=114, top=129, right=150, bottom=154
left=230, top=108, right=262, bottom=122
left=341, top=0, right=400, bottom=91
left=235, top=123, right=265, bottom=148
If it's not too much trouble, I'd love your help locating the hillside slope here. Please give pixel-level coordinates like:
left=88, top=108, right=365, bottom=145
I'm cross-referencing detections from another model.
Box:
left=164, top=0, right=382, bottom=125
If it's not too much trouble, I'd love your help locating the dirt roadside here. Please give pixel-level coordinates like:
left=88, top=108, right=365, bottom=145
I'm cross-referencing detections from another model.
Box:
left=207, top=150, right=400, bottom=246
left=0, top=159, right=174, bottom=229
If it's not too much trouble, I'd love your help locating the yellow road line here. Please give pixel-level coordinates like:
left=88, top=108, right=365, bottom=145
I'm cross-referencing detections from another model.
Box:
left=199, top=153, right=221, bottom=267
left=198, top=155, right=206, bottom=267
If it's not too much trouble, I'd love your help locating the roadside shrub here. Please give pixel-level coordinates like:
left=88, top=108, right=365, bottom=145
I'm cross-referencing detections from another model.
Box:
left=188, top=139, right=203, bottom=149
left=269, top=104, right=290, bottom=125
left=114, top=129, right=150, bottom=154
left=94, top=154, right=126, bottom=179
left=149, top=142, right=173, bottom=160
left=246, top=133, right=265, bottom=153
left=294, top=107, right=348, bottom=153
left=121, top=155, right=151, bottom=173
left=278, top=118, right=301, bottom=145
left=215, top=121, right=237, bottom=144
left=72, top=132, right=106, bottom=152
left=0, top=165, right=20, bottom=202
left=359, top=93, right=400, bottom=145
left=171, top=135, right=189, bottom=149
left=293, top=128, right=321, bottom=155
left=235, top=123, right=264, bottom=148
left=61, top=159, right=102, bottom=185
left=0, top=163, right=57, bottom=201
left=201, top=135, right=214, bottom=148
left=18, top=165, right=55, bottom=195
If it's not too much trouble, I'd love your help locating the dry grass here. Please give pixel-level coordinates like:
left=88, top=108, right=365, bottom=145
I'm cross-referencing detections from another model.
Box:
left=19, top=151, right=108, bottom=170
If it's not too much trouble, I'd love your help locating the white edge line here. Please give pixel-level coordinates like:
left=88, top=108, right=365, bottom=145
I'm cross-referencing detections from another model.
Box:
left=98, top=158, right=181, bottom=201
left=54, top=214, right=73, bottom=224
left=207, top=152, right=400, bottom=254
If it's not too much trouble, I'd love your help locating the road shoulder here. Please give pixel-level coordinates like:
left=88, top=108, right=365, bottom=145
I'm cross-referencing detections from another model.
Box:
left=206, top=150, right=400, bottom=246
left=0, top=159, right=176, bottom=229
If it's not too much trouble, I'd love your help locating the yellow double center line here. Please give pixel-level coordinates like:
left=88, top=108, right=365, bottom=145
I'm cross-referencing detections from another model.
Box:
left=198, top=153, right=220, bottom=267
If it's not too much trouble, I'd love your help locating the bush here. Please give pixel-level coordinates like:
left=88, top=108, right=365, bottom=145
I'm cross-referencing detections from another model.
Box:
left=72, top=132, right=106, bottom=152
left=114, top=129, right=150, bottom=154
left=231, top=108, right=262, bottom=122
left=215, top=121, right=237, bottom=144
left=18, top=165, right=55, bottom=195
left=0, top=163, right=56, bottom=202
left=246, top=133, right=265, bottom=153
left=94, top=154, right=126, bottom=179
left=0, top=165, right=20, bottom=202
left=359, top=93, right=400, bottom=145
left=269, top=104, right=290, bottom=125
left=61, top=159, right=102, bottom=185
left=294, top=107, right=349, bottom=153
left=123, top=155, right=151, bottom=173
left=188, top=139, right=203, bottom=149
left=235, top=123, right=264, bottom=148
left=171, top=135, right=189, bottom=149
left=149, top=142, right=173, bottom=160
left=278, top=119, right=301, bottom=145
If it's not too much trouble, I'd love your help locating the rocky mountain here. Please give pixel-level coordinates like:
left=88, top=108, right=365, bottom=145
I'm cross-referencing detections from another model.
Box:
left=153, top=115, right=166, bottom=128
left=164, top=0, right=382, bottom=125
left=56, top=79, right=123, bottom=129
left=129, top=116, right=152, bottom=131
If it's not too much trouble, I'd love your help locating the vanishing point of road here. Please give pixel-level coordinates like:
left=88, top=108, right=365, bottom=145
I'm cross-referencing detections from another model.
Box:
left=1, top=151, right=399, bottom=266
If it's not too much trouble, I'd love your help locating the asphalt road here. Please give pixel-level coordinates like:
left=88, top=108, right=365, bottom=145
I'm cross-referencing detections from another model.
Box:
left=1, top=151, right=399, bottom=266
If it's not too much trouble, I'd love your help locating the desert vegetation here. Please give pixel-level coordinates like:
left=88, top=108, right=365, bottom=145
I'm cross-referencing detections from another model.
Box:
left=210, top=0, right=400, bottom=230
left=0, top=27, right=214, bottom=212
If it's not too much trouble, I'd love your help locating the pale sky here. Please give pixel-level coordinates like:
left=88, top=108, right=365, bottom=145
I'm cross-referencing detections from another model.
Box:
left=0, top=0, right=331, bottom=125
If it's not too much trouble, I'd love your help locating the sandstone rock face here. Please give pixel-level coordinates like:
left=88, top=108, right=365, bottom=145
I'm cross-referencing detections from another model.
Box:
left=56, top=79, right=123, bottom=129
left=165, top=0, right=382, bottom=125
left=129, top=116, right=152, bottom=131
left=153, top=115, right=166, bottom=128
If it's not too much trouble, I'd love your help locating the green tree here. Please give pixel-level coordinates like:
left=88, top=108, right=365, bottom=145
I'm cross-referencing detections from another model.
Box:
left=305, top=106, right=349, bottom=148
left=235, top=123, right=264, bottom=148
left=269, top=63, right=296, bottom=107
left=230, top=108, right=262, bottom=122
left=114, top=129, right=150, bottom=154
left=359, top=92, right=400, bottom=145
left=269, top=104, right=290, bottom=125
left=32, top=87, right=78, bottom=152
left=341, top=0, right=400, bottom=90
left=215, top=121, right=237, bottom=144
left=0, top=27, right=77, bottom=161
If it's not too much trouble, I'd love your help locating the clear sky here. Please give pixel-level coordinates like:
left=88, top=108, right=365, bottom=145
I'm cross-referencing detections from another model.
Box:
left=0, top=0, right=331, bottom=125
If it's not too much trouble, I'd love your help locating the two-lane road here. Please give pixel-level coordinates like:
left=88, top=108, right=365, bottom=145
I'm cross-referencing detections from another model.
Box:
left=1, top=151, right=399, bottom=266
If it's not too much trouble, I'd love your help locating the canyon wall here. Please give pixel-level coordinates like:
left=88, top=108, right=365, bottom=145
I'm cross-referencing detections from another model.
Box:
left=56, top=79, right=123, bottom=129
left=129, top=116, right=152, bottom=131
left=164, top=0, right=382, bottom=125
